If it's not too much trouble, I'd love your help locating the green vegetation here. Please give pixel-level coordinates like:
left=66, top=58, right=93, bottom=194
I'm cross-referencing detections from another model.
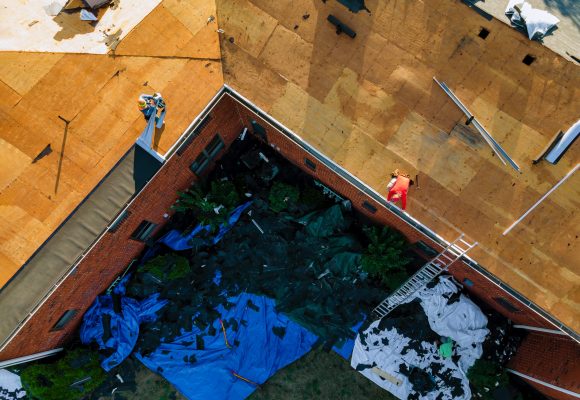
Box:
left=140, top=254, right=190, bottom=281
left=209, top=180, right=240, bottom=208
left=249, top=348, right=396, bottom=400
left=361, top=226, right=410, bottom=285
left=300, top=185, right=329, bottom=211
left=20, top=348, right=107, bottom=400
left=268, top=182, right=300, bottom=213
left=172, top=180, right=240, bottom=232
left=468, top=359, right=510, bottom=400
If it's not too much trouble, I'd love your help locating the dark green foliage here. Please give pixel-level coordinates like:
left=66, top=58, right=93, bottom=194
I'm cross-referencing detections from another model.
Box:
left=172, top=180, right=239, bottom=232
left=300, top=185, right=329, bottom=211
left=268, top=182, right=299, bottom=213
left=468, top=359, right=509, bottom=400
left=209, top=180, right=240, bottom=208
left=361, top=226, right=410, bottom=284
left=140, top=254, right=190, bottom=281
left=20, top=348, right=107, bottom=400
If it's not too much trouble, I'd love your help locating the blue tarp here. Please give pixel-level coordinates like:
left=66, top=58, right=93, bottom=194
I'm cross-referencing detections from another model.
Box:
left=137, top=293, right=318, bottom=400
left=332, top=317, right=366, bottom=360
left=80, top=275, right=168, bottom=371
left=160, top=202, right=252, bottom=251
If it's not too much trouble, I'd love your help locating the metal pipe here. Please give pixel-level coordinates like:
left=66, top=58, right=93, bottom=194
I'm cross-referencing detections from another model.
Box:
left=506, top=369, right=580, bottom=398
left=0, top=348, right=63, bottom=368
left=512, top=324, right=566, bottom=335
left=503, top=163, right=579, bottom=235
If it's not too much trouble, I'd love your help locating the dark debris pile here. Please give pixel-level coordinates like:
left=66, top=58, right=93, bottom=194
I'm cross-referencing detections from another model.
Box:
left=125, top=136, right=407, bottom=355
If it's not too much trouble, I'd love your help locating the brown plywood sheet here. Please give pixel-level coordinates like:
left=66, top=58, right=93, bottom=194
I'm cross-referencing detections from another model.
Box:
left=218, top=0, right=580, bottom=332
left=0, top=53, right=63, bottom=96
left=0, top=0, right=223, bottom=287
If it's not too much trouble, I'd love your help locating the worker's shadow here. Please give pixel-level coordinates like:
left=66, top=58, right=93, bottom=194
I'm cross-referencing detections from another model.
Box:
left=153, top=124, right=165, bottom=151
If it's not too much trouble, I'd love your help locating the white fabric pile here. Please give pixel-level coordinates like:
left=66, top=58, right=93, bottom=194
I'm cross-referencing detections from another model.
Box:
left=0, top=370, right=26, bottom=400
left=505, top=0, right=559, bottom=40
left=351, top=276, right=489, bottom=400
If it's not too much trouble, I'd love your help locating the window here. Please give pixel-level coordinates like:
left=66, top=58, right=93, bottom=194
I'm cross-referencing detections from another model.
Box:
left=362, top=201, right=377, bottom=214
left=131, top=220, right=157, bottom=242
left=478, top=27, right=490, bottom=40
left=304, top=158, right=316, bottom=171
left=51, top=310, right=78, bottom=331
left=189, top=134, right=224, bottom=176
left=251, top=120, right=267, bottom=142
left=494, top=297, right=520, bottom=313
left=205, top=135, right=225, bottom=158
left=108, top=210, right=130, bottom=232
left=522, top=54, right=536, bottom=66
left=177, top=115, right=213, bottom=156
left=415, top=241, right=438, bottom=258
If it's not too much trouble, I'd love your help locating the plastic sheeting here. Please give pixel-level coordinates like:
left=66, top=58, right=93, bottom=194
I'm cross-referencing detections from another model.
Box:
left=414, top=276, right=489, bottom=371
left=352, top=276, right=489, bottom=400
left=80, top=275, right=168, bottom=371
left=160, top=202, right=252, bottom=251
left=0, top=370, right=26, bottom=400
left=506, top=1, right=559, bottom=40
left=137, top=293, right=318, bottom=400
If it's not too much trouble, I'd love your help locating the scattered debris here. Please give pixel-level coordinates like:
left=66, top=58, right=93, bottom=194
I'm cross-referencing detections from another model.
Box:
left=327, top=15, right=357, bottom=38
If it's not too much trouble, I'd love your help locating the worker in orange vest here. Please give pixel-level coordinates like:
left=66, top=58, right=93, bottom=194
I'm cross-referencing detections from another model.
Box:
left=386, top=169, right=413, bottom=210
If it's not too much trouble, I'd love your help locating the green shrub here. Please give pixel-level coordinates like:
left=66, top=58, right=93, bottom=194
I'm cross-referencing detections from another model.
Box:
left=468, top=359, right=509, bottom=400
left=300, top=185, right=329, bottom=211
left=140, top=254, right=190, bottom=281
left=209, top=180, right=240, bottom=209
left=361, top=226, right=410, bottom=284
left=172, top=187, right=229, bottom=232
left=268, top=182, right=299, bottom=213
left=20, top=348, right=107, bottom=400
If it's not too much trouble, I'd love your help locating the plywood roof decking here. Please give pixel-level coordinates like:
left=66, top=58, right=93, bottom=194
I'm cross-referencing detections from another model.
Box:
left=0, top=0, right=578, bottom=335
left=0, top=1, right=223, bottom=286
left=216, top=0, right=580, bottom=331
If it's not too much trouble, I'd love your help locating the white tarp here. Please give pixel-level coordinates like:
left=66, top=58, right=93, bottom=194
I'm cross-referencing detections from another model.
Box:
left=352, top=276, right=489, bottom=400
left=0, top=369, right=26, bottom=400
left=415, top=276, right=489, bottom=372
left=0, top=0, right=161, bottom=53
left=505, top=1, right=560, bottom=40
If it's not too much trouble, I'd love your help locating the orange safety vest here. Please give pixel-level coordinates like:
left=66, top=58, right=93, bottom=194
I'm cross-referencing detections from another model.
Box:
left=387, top=175, right=409, bottom=210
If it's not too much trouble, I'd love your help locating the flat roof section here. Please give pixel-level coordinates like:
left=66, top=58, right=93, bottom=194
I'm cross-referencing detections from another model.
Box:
left=0, top=146, right=161, bottom=346
left=217, top=0, right=580, bottom=331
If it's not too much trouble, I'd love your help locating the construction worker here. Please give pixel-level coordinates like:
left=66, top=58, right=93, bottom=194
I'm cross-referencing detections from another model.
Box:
left=138, top=93, right=165, bottom=121
left=386, top=169, right=413, bottom=210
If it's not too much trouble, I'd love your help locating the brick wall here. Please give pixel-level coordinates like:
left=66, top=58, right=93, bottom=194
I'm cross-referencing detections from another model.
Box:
left=448, top=262, right=557, bottom=329
left=1, top=95, right=576, bottom=400
left=508, top=332, right=580, bottom=400
left=0, top=95, right=244, bottom=361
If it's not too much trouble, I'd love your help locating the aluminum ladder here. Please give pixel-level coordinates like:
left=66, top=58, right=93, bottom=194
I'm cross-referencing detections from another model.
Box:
left=372, top=234, right=477, bottom=320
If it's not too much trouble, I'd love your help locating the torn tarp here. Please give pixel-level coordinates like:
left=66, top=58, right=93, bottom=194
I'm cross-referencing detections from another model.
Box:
left=505, top=1, right=559, bottom=40
left=160, top=201, right=252, bottom=251
left=351, top=276, right=489, bottom=400
left=80, top=275, right=168, bottom=371
left=137, top=293, right=318, bottom=400
left=0, top=370, right=26, bottom=400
